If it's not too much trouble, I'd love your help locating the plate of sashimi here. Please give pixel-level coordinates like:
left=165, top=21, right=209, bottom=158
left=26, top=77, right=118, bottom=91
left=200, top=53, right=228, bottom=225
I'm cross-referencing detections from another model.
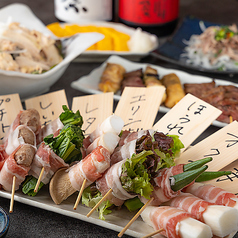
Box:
left=0, top=105, right=237, bottom=238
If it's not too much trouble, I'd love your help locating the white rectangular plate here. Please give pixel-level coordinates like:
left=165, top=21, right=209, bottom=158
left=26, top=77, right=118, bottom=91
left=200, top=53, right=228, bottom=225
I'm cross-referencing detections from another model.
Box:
left=71, top=55, right=237, bottom=128
left=0, top=187, right=159, bottom=237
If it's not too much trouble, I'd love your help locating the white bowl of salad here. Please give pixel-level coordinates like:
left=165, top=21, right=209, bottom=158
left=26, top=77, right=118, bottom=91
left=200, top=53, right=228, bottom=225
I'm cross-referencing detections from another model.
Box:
left=0, top=3, right=103, bottom=99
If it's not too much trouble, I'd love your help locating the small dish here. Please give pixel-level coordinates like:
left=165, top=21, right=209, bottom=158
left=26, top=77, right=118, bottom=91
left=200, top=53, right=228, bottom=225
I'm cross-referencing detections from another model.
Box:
left=152, top=16, right=238, bottom=75
left=0, top=206, right=9, bottom=238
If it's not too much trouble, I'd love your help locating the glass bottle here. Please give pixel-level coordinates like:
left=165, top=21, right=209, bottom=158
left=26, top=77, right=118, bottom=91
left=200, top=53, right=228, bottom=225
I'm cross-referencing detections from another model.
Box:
left=54, top=0, right=113, bottom=22
left=118, top=0, right=179, bottom=36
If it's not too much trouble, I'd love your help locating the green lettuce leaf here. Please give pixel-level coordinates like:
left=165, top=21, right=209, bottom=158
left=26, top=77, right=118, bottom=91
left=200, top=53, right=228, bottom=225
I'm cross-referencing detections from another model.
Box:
left=168, top=134, right=185, bottom=157
left=120, top=151, right=154, bottom=199
left=82, top=186, right=113, bottom=220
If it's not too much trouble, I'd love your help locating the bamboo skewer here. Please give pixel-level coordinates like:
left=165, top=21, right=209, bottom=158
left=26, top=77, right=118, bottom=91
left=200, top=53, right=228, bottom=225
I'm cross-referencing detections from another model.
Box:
left=118, top=197, right=155, bottom=238
left=9, top=176, right=16, bottom=213
left=141, top=228, right=164, bottom=238
left=34, top=167, right=45, bottom=193
left=86, top=189, right=113, bottom=218
left=73, top=179, right=87, bottom=210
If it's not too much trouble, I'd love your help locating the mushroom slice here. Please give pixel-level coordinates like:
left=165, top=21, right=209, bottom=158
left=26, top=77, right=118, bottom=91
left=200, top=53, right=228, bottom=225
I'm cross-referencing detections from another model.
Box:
left=49, top=167, right=76, bottom=205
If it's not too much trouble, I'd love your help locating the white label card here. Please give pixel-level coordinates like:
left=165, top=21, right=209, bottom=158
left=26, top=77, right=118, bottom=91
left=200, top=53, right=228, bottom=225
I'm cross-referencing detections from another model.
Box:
left=0, top=94, right=22, bottom=141
left=153, top=94, right=222, bottom=150
left=72, top=92, right=113, bottom=136
left=114, top=86, right=165, bottom=132
left=24, top=90, right=68, bottom=127
left=176, top=121, right=238, bottom=171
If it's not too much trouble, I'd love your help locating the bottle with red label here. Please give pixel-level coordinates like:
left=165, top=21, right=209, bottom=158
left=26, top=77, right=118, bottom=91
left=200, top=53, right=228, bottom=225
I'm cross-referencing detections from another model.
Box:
left=118, top=0, right=179, bottom=36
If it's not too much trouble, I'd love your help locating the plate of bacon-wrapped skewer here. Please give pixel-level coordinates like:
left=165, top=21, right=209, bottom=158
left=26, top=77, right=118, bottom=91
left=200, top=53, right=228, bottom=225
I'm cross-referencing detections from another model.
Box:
left=71, top=55, right=238, bottom=127
left=0, top=104, right=238, bottom=238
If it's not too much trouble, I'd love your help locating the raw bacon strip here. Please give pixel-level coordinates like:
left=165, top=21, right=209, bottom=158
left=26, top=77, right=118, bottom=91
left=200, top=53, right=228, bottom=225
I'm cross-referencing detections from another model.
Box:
left=110, top=129, right=155, bottom=165
left=140, top=164, right=184, bottom=206
left=118, top=129, right=155, bottom=147
left=96, top=159, right=136, bottom=206
left=83, top=114, right=124, bottom=149
left=86, top=132, right=120, bottom=155
left=168, top=193, right=211, bottom=222
left=4, top=125, right=36, bottom=156
left=142, top=206, right=193, bottom=238
left=167, top=193, right=238, bottom=237
left=0, top=144, right=7, bottom=170
left=184, top=182, right=238, bottom=207
left=0, top=144, right=36, bottom=191
left=29, top=142, right=69, bottom=184
left=110, top=139, right=137, bottom=165
left=36, top=117, right=64, bottom=145
left=141, top=205, right=212, bottom=238
left=3, top=109, right=41, bottom=143
left=68, top=146, right=110, bottom=191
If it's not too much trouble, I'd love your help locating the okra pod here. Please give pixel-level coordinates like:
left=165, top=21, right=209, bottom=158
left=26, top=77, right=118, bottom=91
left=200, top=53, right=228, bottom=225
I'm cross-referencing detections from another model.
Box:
left=183, top=157, right=212, bottom=172
left=195, top=171, right=232, bottom=182
left=171, top=165, right=208, bottom=192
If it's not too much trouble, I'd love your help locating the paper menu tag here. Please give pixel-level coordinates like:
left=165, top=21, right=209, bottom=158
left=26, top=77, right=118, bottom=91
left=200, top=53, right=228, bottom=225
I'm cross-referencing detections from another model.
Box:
left=72, top=92, right=113, bottom=136
left=0, top=94, right=23, bottom=141
left=24, top=90, right=68, bottom=127
left=152, top=94, right=222, bottom=150
left=114, top=86, right=165, bottom=132
left=176, top=121, right=238, bottom=171
left=202, top=160, right=238, bottom=194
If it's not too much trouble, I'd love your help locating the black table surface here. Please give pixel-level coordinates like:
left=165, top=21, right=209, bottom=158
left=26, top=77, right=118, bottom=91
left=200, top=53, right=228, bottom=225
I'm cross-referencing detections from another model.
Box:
left=1, top=0, right=238, bottom=237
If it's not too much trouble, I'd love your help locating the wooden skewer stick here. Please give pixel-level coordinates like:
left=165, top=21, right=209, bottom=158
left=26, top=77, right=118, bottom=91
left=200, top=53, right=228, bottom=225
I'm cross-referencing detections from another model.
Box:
left=140, top=228, right=164, bottom=238
left=229, top=115, right=233, bottom=124
left=34, top=167, right=45, bottom=193
left=73, top=179, right=87, bottom=210
left=9, top=176, right=16, bottom=213
left=86, top=188, right=113, bottom=218
left=118, top=197, right=155, bottom=238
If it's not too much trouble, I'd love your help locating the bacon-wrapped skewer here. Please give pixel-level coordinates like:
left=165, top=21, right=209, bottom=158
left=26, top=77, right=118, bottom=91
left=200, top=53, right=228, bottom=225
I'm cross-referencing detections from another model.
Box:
left=83, top=114, right=124, bottom=150
left=165, top=193, right=238, bottom=237
left=184, top=182, right=238, bottom=209
left=0, top=144, right=36, bottom=191
left=139, top=158, right=212, bottom=206
left=3, top=109, right=41, bottom=142
left=22, top=107, right=85, bottom=196
left=36, top=105, right=83, bottom=145
left=141, top=206, right=212, bottom=238
left=49, top=145, right=111, bottom=205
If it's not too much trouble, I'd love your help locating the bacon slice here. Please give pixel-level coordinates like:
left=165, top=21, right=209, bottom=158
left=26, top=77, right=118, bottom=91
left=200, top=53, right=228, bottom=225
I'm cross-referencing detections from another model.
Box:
left=36, top=117, right=64, bottom=145
left=140, top=164, right=184, bottom=206
left=168, top=193, right=211, bottom=222
left=29, top=142, right=69, bottom=184
left=3, top=109, right=41, bottom=144
left=96, top=159, right=136, bottom=206
left=83, top=114, right=124, bottom=149
left=184, top=182, right=238, bottom=207
left=68, top=145, right=110, bottom=191
left=0, top=144, right=36, bottom=191
left=142, top=206, right=192, bottom=238
left=4, top=125, right=36, bottom=156
left=86, top=132, right=120, bottom=155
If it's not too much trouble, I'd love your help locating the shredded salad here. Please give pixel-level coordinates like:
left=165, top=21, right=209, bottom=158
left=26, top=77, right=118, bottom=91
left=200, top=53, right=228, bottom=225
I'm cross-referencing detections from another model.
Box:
left=181, top=22, right=238, bottom=71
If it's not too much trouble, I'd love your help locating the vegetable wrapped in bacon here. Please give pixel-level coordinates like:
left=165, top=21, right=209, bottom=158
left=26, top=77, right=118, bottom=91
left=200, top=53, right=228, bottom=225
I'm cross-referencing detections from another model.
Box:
left=166, top=193, right=238, bottom=237
left=50, top=145, right=111, bottom=205
left=184, top=182, right=238, bottom=208
left=0, top=144, right=36, bottom=191
left=140, top=206, right=212, bottom=238
left=83, top=114, right=124, bottom=150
